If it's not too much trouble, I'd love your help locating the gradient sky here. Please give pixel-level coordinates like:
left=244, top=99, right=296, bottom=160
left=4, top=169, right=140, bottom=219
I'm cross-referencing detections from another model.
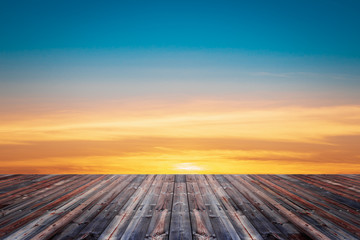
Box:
left=1, top=0, right=360, bottom=173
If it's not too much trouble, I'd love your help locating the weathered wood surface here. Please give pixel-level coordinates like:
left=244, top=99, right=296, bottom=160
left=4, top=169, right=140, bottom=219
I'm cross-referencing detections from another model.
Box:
left=0, top=175, right=359, bottom=240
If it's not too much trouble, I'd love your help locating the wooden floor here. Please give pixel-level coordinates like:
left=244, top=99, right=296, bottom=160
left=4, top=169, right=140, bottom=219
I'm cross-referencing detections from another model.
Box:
left=0, top=175, right=359, bottom=240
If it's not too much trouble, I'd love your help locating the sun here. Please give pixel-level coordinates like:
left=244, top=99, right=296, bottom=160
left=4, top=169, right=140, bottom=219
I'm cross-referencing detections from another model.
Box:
left=173, top=162, right=205, bottom=172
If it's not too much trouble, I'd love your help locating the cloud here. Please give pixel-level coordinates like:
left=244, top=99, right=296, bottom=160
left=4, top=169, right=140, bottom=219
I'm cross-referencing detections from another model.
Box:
left=1, top=99, right=359, bottom=173
left=0, top=134, right=359, bottom=174
left=1, top=102, right=360, bottom=144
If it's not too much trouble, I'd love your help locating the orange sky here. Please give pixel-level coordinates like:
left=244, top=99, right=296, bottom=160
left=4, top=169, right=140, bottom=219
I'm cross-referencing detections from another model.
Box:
left=1, top=98, right=359, bottom=174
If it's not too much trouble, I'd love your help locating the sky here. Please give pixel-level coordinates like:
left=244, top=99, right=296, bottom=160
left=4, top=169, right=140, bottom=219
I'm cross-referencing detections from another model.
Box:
left=1, top=0, right=360, bottom=173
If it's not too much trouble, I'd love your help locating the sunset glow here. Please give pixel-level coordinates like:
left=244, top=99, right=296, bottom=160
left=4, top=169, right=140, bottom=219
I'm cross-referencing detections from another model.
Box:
left=1, top=0, right=360, bottom=174
left=1, top=98, right=359, bottom=174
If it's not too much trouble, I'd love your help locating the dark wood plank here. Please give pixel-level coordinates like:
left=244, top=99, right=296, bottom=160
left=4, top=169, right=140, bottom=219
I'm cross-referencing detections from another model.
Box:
left=251, top=175, right=360, bottom=239
left=2, top=175, right=112, bottom=239
left=215, top=175, right=288, bottom=240
left=76, top=175, right=147, bottom=240
left=49, top=175, right=137, bottom=239
left=232, top=175, right=332, bottom=240
left=223, top=175, right=307, bottom=239
left=97, top=175, right=156, bottom=239
left=32, top=175, right=134, bottom=240
left=0, top=175, right=107, bottom=238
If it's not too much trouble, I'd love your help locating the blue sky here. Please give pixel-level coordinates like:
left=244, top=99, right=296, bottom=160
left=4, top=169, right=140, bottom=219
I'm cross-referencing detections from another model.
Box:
left=1, top=0, right=359, bottom=56
left=0, top=0, right=359, bottom=102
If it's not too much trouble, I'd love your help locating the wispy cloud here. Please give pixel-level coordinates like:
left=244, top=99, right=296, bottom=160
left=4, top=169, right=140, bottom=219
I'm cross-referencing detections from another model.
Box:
left=0, top=99, right=359, bottom=173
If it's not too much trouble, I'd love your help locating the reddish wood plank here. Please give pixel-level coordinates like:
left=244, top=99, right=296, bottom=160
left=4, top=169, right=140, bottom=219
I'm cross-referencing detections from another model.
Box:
left=0, top=175, right=107, bottom=237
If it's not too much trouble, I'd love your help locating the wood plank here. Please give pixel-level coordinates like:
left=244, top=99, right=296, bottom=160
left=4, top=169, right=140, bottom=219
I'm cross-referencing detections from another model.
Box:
left=268, top=175, right=360, bottom=223
left=215, top=175, right=287, bottom=240
left=293, top=175, right=360, bottom=202
left=244, top=175, right=345, bottom=239
left=223, top=175, right=307, bottom=239
left=195, top=175, right=240, bottom=240
left=250, top=175, right=359, bottom=240
left=0, top=175, right=92, bottom=227
left=205, top=175, right=263, bottom=240
left=0, top=175, right=42, bottom=190
left=0, top=175, right=107, bottom=238
left=0, top=174, right=359, bottom=240
left=232, top=175, right=332, bottom=240
left=76, top=175, right=147, bottom=239
left=98, top=175, right=156, bottom=240
left=277, top=175, right=360, bottom=214
left=32, top=175, right=135, bottom=240
left=146, top=175, right=175, bottom=239
left=3, top=175, right=113, bottom=240
left=0, top=175, right=71, bottom=206
left=169, top=175, right=192, bottom=240
left=0, top=175, right=83, bottom=212
left=186, top=174, right=216, bottom=240
left=120, top=175, right=165, bottom=239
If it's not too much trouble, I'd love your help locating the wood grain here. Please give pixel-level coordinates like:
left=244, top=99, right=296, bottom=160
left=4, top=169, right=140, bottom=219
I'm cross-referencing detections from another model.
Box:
left=0, top=175, right=358, bottom=240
